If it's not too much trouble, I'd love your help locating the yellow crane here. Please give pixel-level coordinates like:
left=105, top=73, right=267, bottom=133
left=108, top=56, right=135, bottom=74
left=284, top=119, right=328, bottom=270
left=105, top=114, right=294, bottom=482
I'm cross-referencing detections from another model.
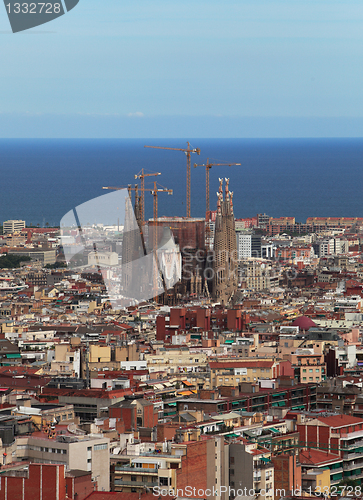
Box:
left=144, top=142, right=200, bottom=218
left=134, top=169, right=161, bottom=224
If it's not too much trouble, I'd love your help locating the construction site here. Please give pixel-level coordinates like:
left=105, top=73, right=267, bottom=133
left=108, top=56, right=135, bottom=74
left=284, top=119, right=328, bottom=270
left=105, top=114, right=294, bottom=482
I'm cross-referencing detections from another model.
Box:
left=102, top=142, right=240, bottom=306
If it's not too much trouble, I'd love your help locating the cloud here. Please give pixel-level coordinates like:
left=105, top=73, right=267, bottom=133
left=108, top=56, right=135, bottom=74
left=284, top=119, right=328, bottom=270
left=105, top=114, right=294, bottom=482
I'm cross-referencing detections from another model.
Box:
left=127, top=112, right=144, bottom=117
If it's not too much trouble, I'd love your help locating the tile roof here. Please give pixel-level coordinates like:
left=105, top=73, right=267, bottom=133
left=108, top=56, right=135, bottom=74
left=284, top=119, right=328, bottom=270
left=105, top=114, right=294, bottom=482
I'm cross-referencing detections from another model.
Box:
left=317, top=414, right=363, bottom=428
left=299, top=449, right=341, bottom=465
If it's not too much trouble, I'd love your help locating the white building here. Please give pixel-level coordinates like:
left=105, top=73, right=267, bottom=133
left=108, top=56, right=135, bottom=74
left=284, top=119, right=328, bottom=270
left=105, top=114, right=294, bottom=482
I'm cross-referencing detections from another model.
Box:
left=3, top=219, right=25, bottom=234
left=88, top=251, right=118, bottom=267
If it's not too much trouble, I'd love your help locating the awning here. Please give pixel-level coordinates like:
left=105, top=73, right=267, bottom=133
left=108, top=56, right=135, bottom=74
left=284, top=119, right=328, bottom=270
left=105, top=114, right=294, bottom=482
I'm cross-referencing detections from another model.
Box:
left=260, top=457, right=270, bottom=463
left=273, top=392, right=286, bottom=397
left=5, top=353, right=21, bottom=358
left=278, top=401, right=286, bottom=407
left=269, top=427, right=280, bottom=434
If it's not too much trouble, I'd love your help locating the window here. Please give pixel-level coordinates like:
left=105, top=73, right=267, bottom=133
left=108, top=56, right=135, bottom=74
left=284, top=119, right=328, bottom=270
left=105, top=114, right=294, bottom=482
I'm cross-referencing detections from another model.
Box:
left=159, top=478, right=168, bottom=486
left=87, top=447, right=92, bottom=452
left=316, top=369, right=319, bottom=373
left=303, top=377, right=306, bottom=381
left=309, top=377, right=313, bottom=381
left=309, top=369, right=313, bottom=373
left=302, top=369, right=306, bottom=373
left=94, top=443, right=108, bottom=451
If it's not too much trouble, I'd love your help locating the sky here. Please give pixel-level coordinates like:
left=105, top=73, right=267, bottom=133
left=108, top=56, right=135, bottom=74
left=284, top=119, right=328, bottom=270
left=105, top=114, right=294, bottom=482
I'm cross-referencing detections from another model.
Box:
left=1, top=0, right=363, bottom=137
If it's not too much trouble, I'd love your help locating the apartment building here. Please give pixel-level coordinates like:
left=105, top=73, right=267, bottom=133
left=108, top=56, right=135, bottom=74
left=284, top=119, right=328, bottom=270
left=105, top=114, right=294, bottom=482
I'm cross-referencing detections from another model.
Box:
left=144, top=349, right=207, bottom=374
left=298, top=414, right=363, bottom=486
left=209, top=360, right=284, bottom=387
left=3, top=220, right=25, bottom=234
left=16, top=433, right=110, bottom=490
left=229, top=441, right=274, bottom=500
left=111, top=440, right=222, bottom=499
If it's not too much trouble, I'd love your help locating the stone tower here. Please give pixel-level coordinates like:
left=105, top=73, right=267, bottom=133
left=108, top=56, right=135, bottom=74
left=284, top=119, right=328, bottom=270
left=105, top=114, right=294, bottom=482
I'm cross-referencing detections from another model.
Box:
left=212, top=178, right=238, bottom=303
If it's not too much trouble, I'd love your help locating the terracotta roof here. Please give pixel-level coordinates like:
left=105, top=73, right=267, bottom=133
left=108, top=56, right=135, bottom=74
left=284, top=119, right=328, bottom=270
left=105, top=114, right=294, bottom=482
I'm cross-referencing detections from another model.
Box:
left=291, top=316, right=317, bottom=330
left=299, top=449, right=341, bottom=466
left=317, top=414, right=363, bottom=428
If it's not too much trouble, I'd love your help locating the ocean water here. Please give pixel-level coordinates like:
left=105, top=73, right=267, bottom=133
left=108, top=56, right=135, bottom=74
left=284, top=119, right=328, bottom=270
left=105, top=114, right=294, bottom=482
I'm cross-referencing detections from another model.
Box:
left=1, top=138, right=363, bottom=227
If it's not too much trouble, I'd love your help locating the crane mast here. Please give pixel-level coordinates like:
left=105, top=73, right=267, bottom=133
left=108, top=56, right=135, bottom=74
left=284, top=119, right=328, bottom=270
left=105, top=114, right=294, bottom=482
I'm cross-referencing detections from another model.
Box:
left=134, top=169, right=161, bottom=224
left=144, top=142, right=200, bottom=218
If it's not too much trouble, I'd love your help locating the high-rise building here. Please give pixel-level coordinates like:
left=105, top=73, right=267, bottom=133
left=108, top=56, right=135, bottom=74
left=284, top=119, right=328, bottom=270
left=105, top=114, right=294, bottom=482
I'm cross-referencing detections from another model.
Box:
left=3, top=219, right=25, bottom=234
left=212, top=178, right=238, bottom=304
left=236, top=231, right=262, bottom=259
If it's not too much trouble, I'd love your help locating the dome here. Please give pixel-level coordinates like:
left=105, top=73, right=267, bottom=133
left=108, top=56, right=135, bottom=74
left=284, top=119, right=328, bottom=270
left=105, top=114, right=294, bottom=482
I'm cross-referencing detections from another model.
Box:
left=291, top=316, right=317, bottom=330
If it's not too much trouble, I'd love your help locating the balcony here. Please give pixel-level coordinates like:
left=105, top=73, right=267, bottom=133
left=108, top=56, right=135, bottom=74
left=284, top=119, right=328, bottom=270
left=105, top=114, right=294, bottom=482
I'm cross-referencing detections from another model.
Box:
left=341, top=439, right=363, bottom=451
left=114, top=466, right=158, bottom=473
left=343, top=451, right=363, bottom=460
left=114, top=480, right=157, bottom=488
left=343, top=462, right=363, bottom=471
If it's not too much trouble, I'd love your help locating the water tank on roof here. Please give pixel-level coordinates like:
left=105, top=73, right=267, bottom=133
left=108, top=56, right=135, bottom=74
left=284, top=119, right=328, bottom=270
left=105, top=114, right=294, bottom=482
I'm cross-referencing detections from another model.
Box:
left=0, top=426, right=14, bottom=446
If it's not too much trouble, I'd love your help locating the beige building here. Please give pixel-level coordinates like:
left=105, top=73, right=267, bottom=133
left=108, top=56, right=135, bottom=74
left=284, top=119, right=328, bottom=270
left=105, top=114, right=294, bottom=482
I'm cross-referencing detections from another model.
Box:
left=88, top=251, right=118, bottom=266
left=50, top=344, right=81, bottom=378
left=240, top=261, right=279, bottom=291
left=144, top=349, right=207, bottom=374
left=8, top=248, right=56, bottom=265
left=208, top=360, right=277, bottom=387
left=16, top=434, right=110, bottom=490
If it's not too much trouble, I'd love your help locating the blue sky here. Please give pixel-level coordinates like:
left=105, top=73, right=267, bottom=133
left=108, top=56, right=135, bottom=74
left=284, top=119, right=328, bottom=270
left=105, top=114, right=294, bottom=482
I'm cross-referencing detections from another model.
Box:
left=1, top=0, right=363, bottom=137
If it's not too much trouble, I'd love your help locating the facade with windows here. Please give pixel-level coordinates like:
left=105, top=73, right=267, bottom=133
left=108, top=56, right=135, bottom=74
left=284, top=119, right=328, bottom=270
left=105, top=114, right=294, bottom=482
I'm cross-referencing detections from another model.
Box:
left=3, top=219, right=25, bottom=234
left=15, top=434, right=110, bottom=490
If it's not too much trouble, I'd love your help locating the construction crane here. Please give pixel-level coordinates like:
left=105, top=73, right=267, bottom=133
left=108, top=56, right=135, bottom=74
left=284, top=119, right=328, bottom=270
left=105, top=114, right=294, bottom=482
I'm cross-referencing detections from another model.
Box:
left=193, top=158, right=241, bottom=250
left=193, top=158, right=241, bottom=217
left=144, top=142, right=200, bottom=218
left=134, top=169, right=161, bottom=224
left=150, top=181, right=173, bottom=302
left=102, top=183, right=172, bottom=220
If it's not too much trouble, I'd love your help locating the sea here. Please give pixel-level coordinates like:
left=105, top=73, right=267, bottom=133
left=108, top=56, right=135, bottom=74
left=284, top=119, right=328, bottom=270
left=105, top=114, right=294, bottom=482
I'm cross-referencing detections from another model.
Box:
left=1, top=137, right=363, bottom=227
